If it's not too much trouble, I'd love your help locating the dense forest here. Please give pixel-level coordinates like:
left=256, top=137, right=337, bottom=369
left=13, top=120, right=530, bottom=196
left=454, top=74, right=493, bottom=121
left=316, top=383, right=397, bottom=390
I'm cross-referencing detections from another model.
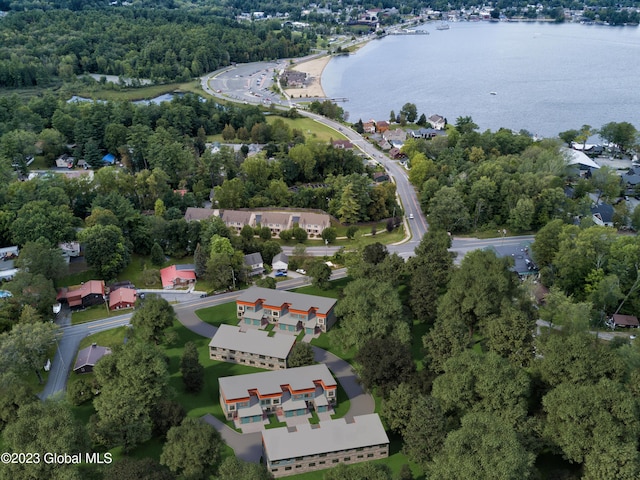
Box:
left=0, top=9, right=313, bottom=87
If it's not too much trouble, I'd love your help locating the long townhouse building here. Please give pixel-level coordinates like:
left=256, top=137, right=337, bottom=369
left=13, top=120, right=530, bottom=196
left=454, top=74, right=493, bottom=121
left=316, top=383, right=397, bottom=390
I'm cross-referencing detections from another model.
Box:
left=236, top=287, right=337, bottom=335
left=262, top=414, right=390, bottom=477
left=209, top=324, right=296, bottom=370
left=219, top=364, right=337, bottom=426
left=183, top=208, right=331, bottom=239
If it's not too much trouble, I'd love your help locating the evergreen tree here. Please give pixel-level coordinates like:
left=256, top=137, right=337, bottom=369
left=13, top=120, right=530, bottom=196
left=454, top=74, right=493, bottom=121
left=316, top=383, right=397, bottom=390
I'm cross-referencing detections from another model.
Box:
left=180, top=342, right=204, bottom=393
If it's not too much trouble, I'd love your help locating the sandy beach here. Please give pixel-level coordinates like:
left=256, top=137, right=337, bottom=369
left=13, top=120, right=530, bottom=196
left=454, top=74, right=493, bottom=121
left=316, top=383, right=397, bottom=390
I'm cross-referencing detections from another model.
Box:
left=284, top=55, right=332, bottom=99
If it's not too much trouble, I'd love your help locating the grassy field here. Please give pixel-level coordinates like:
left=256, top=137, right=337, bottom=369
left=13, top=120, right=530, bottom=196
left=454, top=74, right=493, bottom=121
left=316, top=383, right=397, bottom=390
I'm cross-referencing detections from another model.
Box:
left=71, top=304, right=124, bottom=325
left=266, top=115, right=348, bottom=143
left=195, top=302, right=238, bottom=327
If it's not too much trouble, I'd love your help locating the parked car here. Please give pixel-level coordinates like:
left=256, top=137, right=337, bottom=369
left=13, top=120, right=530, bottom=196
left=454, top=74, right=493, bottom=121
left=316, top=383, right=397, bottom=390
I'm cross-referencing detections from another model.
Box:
left=296, top=269, right=307, bottom=275
left=409, top=214, right=414, bottom=219
left=275, top=271, right=287, bottom=277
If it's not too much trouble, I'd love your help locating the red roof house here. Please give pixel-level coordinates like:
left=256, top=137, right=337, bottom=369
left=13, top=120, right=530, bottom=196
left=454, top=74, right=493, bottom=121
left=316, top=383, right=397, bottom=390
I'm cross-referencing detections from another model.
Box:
left=109, top=287, right=137, bottom=311
left=57, top=280, right=105, bottom=309
left=160, top=264, right=197, bottom=290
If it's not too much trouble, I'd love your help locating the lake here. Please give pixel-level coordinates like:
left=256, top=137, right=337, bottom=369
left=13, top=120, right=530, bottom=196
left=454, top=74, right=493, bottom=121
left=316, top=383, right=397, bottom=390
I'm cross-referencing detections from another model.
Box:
left=322, top=22, right=640, bottom=138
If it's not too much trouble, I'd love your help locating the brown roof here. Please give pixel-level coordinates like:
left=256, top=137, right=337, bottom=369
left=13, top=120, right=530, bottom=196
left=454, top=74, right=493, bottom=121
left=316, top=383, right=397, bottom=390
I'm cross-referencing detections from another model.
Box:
left=612, top=314, right=639, bottom=327
left=57, top=280, right=105, bottom=307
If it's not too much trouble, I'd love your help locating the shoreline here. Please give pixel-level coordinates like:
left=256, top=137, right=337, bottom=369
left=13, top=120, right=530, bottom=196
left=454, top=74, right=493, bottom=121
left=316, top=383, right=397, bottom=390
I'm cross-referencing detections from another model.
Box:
left=284, top=54, right=332, bottom=99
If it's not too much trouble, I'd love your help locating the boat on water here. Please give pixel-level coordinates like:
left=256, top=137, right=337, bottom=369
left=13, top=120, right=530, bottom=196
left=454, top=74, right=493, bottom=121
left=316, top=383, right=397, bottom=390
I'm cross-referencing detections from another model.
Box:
left=490, top=91, right=497, bottom=95
left=436, top=23, right=450, bottom=30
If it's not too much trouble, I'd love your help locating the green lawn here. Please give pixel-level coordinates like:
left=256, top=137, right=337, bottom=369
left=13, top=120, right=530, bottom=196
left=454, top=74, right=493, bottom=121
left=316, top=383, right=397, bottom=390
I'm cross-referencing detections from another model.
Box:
left=330, top=383, right=350, bottom=419
left=71, top=304, right=125, bottom=325
left=266, top=115, right=347, bottom=143
left=195, top=302, right=238, bottom=327
left=292, top=277, right=350, bottom=298
left=78, top=327, right=128, bottom=350
left=265, top=415, right=287, bottom=430
left=310, top=333, right=356, bottom=364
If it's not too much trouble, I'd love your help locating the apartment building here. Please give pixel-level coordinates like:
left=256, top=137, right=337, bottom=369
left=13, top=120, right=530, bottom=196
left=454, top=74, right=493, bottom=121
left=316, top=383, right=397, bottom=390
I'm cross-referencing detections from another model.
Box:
left=219, top=364, right=337, bottom=426
left=209, top=324, right=296, bottom=370
left=236, top=287, right=337, bottom=335
left=262, top=414, right=390, bottom=477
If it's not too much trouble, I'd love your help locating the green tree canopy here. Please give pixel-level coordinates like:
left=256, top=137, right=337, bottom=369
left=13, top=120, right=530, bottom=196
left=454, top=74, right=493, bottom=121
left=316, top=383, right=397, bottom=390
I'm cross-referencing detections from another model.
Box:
left=79, top=224, right=130, bottom=279
left=131, top=294, right=177, bottom=345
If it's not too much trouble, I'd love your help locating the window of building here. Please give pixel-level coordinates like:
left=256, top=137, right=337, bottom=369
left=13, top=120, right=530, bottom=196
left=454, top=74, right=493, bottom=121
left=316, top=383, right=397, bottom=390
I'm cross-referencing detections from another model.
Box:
left=273, top=398, right=280, bottom=404
left=285, top=467, right=292, bottom=471
left=259, top=355, right=265, bottom=359
left=268, top=364, right=274, bottom=368
left=250, top=360, right=255, bottom=365
left=229, top=350, right=236, bottom=354
left=319, top=461, right=325, bottom=465
left=319, top=453, right=326, bottom=457
left=332, top=459, right=339, bottom=464
left=367, top=453, right=374, bottom=458
left=357, top=455, right=363, bottom=459
left=344, top=457, right=351, bottom=461
left=309, top=463, right=316, bottom=467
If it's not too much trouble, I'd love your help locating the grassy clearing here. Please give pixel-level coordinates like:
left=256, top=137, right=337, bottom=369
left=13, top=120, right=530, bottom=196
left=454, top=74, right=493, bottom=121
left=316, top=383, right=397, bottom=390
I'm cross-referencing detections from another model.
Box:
left=310, top=333, right=356, bottom=364
left=329, top=383, right=350, bottom=419
left=265, top=415, right=287, bottom=430
left=266, top=115, right=347, bottom=143
left=292, top=277, right=350, bottom=298
left=78, top=327, right=128, bottom=350
left=75, top=81, right=199, bottom=102
left=195, top=302, right=238, bottom=327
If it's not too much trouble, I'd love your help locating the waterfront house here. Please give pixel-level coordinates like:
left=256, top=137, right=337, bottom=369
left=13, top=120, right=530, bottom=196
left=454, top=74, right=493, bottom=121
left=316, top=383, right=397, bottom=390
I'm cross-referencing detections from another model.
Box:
left=427, top=114, right=447, bottom=130
left=262, top=414, right=390, bottom=477
left=209, top=324, right=296, bottom=370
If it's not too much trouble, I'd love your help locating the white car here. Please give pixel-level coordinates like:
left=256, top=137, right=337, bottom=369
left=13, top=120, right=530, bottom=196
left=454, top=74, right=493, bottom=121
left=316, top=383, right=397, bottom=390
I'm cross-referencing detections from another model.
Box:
left=409, top=214, right=414, bottom=219
left=296, top=269, right=307, bottom=275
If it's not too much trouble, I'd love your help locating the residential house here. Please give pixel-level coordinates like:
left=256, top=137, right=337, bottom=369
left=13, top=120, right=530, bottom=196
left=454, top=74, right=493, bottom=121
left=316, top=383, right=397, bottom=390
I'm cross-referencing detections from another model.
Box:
left=362, top=120, right=376, bottom=134
left=411, top=127, right=445, bottom=139
left=220, top=210, right=254, bottom=234
left=184, top=207, right=217, bottom=222
left=373, top=172, right=389, bottom=183
left=160, top=264, right=197, bottom=289
left=73, top=344, right=112, bottom=374
left=591, top=203, right=615, bottom=227
left=262, top=414, right=390, bottom=477
left=108, top=287, right=136, bottom=311
left=609, top=314, right=639, bottom=329
left=331, top=139, right=354, bottom=150
left=382, top=129, right=406, bottom=144
left=236, top=286, right=337, bottom=335
left=55, top=154, right=74, bottom=168
left=282, top=71, right=307, bottom=87
left=388, top=147, right=403, bottom=159
left=59, top=242, right=80, bottom=263
left=295, top=212, right=330, bottom=238
left=271, top=253, right=289, bottom=272
left=427, top=114, right=447, bottom=130
left=255, top=212, right=292, bottom=237
left=218, top=364, right=337, bottom=426
left=208, top=324, right=296, bottom=370
left=244, top=252, right=265, bottom=277
left=57, top=280, right=105, bottom=309
left=375, top=121, right=390, bottom=133
left=622, top=169, right=640, bottom=196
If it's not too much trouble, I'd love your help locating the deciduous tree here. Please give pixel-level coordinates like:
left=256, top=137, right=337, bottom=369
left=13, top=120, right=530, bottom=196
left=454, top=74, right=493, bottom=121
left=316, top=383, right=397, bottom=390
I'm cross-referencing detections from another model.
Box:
left=0, top=322, right=60, bottom=384
left=79, top=224, right=130, bottom=279
left=180, top=341, right=204, bottom=393
left=131, top=295, right=176, bottom=345
left=160, top=417, right=223, bottom=480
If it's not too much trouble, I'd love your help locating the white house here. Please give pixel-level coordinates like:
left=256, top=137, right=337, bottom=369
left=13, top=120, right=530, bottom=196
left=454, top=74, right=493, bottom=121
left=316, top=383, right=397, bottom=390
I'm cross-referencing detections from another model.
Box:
left=272, top=252, right=289, bottom=272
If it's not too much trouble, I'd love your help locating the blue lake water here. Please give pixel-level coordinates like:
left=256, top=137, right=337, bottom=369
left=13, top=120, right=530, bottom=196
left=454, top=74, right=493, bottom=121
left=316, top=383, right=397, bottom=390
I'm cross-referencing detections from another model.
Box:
left=322, top=22, right=640, bottom=137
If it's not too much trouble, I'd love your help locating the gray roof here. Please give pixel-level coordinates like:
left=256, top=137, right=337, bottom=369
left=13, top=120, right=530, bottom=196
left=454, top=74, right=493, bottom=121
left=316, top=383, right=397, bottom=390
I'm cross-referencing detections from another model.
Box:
left=237, top=286, right=336, bottom=315
left=219, top=364, right=336, bottom=401
left=183, top=207, right=217, bottom=221
left=74, top=344, right=112, bottom=371
left=591, top=203, right=615, bottom=223
left=262, top=414, right=389, bottom=462
left=175, top=264, right=195, bottom=272
left=244, top=252, right=264, bottom=266
left=209, top=324, right=295, bottom=360
left=271, top=253, right=289, bottom=265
